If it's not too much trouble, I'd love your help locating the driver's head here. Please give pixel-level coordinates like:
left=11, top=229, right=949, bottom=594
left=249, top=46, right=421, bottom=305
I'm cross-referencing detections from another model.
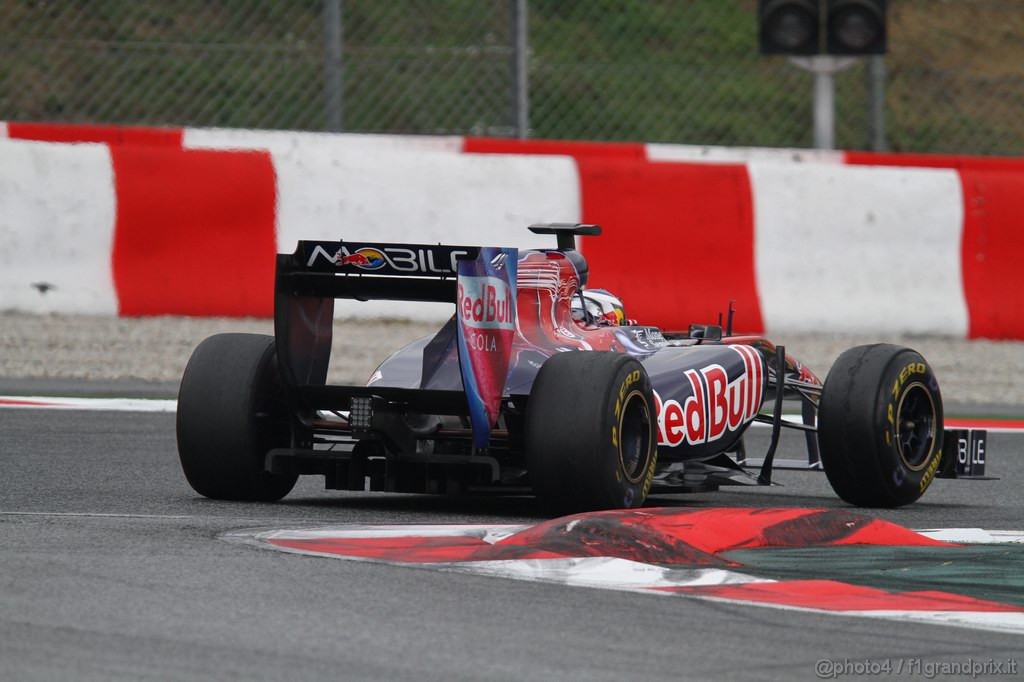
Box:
left=575, top=289, right=627, bottom=326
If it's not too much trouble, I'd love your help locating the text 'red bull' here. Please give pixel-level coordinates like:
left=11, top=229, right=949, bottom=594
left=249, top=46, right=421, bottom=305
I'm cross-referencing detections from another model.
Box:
left=457, top=279, right=515, bottom=330
left=655, top=345, right=764, bottom=447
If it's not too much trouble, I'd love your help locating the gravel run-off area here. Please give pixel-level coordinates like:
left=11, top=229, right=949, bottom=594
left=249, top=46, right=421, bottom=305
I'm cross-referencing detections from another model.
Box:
left=1, top=312, right=1021, bottom=411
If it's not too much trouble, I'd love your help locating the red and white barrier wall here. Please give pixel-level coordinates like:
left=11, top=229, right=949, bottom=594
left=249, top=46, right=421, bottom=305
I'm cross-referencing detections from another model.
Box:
left=2, top=122, right=1022, bottom=339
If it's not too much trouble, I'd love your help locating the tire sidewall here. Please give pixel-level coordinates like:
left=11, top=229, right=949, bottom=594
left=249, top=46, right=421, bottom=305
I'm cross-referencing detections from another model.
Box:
left=876, top=353, right=944, bottom=503
left=597, top=359, right=658, bottom=509
left=176, top=333, right=296, bottom=501
left=525, top=351, right=658, bottom=514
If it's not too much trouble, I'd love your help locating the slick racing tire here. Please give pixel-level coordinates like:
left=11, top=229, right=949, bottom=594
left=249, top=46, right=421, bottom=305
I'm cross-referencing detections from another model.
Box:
left=526, top=351, right=658, bottom=515
left=177, top=333, right=297, bottom=502
left=818, top=344, right=943, bottom=508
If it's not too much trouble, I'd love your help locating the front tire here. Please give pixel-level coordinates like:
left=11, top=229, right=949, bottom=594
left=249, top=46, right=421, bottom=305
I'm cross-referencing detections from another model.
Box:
left=526, top=352, right=658, bottom=515
left=818, top=344, right=943, bottom=507
left=177, top=333, right=297, bottom=501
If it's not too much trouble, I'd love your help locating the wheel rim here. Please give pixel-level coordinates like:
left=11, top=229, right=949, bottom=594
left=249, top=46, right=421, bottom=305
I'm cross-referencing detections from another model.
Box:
left=618, top=390, right=653, bottom=484
left=895, top=382, right=936, bottom=471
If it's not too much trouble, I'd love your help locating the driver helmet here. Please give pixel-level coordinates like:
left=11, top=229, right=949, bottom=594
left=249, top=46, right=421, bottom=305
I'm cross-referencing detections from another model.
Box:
left=572, top=288, right=628, bottom=326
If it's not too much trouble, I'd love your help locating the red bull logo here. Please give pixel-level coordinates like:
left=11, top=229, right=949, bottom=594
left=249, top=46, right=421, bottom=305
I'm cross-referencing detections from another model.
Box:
left=339, top=253, right=371, bottom=266
left=335, top=248, right=386, bottom=270
left=655, top=345, right=764, bottom=447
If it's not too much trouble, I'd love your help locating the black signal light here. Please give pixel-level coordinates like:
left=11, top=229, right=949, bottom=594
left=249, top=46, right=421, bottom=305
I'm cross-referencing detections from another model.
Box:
left=759, top=0, right=820, bottom=56
left=826, top=0, right=887, bottom=55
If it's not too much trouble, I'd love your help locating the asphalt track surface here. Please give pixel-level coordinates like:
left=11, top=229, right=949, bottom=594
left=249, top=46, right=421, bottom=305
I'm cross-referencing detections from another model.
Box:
left=2, top=406, right=1022, bottom=681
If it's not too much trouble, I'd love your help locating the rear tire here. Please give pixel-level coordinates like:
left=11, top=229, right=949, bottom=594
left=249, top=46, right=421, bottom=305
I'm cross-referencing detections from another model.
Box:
left=177, top=333, right=297, bottom=501
left=818, top=344, right=943, bottom=507
left=526, top=352, right=658, bottom=515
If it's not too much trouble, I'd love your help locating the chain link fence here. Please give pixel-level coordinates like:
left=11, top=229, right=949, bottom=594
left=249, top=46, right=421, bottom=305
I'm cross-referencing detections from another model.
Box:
left=1, top=0, right=1023, bottom=155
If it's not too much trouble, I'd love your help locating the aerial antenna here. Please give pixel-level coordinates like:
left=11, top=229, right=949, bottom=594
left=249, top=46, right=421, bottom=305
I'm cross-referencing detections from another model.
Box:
left=726, top=300, right=736, bottom=337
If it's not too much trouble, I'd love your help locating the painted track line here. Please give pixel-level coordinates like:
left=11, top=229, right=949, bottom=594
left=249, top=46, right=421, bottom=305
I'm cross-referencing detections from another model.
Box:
left=0, top=395, right=176, bottom=412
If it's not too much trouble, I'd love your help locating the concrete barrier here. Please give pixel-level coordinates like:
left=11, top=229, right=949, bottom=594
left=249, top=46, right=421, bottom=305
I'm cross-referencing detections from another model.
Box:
left=0, top=139, right=118, bottom=315
left=749, top=162, right=967, bottom=336
left=1, top=121, right=1021, bottom=338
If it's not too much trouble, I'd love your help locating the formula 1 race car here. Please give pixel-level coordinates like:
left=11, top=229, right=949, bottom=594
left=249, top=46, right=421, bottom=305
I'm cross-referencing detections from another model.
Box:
left=176, top=224, right=988, bottom=514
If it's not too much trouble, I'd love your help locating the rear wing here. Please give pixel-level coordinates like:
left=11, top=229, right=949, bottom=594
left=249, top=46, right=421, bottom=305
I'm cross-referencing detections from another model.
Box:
left=274, top=240, right=517, bottom=449
left=274, top=240, right=480, bottom=391
left=278, top=240, right=481, bottom=302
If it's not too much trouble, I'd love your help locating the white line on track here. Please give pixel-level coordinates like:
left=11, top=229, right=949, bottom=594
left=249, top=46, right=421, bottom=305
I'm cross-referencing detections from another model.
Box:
left=0, top=395, right=177, bottom=412
left=917, top=528, right=1024, bottom=544
left=0, top=511, right=330, bottom=526
left=0, top=511, right=198, bottom=519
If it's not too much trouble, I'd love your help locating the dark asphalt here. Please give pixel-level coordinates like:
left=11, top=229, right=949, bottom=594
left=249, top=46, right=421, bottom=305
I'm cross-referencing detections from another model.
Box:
left=1, top=406, right=1021, bottom=681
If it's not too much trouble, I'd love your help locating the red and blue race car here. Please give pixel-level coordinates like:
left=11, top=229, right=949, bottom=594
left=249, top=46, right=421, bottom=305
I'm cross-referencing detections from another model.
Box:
left=176, top=224, right=987, bottom=514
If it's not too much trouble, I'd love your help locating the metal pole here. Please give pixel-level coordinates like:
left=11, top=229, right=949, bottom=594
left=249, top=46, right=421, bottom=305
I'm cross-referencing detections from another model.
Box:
left=324, top=0, right=343, bottom=132
left=868, top=55, right=888, bottom=151
left=813, top=67, right=835, bottom=149
left=510, top=0, right=529, bottom=138
left=791, top=56, right=858, bottom=151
